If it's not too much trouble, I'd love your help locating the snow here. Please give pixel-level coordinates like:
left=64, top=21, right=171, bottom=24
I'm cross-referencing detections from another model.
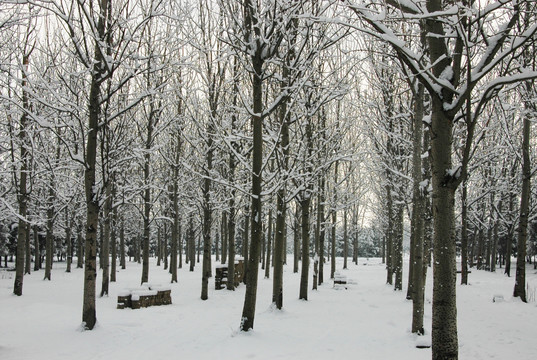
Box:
left=1, top=256, right=536, bottom=359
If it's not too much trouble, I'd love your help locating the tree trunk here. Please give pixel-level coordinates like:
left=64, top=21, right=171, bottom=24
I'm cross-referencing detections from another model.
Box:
left=386, top=183, right=394, bottom=285
left=299, top=195, right=311, bottom=300
left=77, top=225, right=83, bottom=269
left=410, top=82, right=425, bottom=333
left=44, top=184, right=55, bottom=281
left=242, top=207, right=249, bottom=285
left=491, top=200, right=501, bottom=272
left=110, top=206, right=117, bottom=282
left=66, top=211, right=72, bottom=273
left=460, top=181, right=469, bottom=284
left=265, top=208, right=272, bottom=279
left=119, top=220, right=126, bottom=270
left=13, top=51, right=30, bottom=296
left=189, top=213, right=195, bottom=272
left=201, top=111, right=214, bottom=300
left=513, top=83, right=532, bottom=302
left=430, top=97, right=458, bottom=360
left=294, top=204, right=300, bottom=274
left=221, top=212, right=227, bottom=264
left=171, top=178, right=179, bottom=283
left=141, top=116, right=153, bottom=284
left=82, top=0, right=109, bottom=330
left=505, top=182, right=515, bottom=277
left=100, top=183, right=111, bottom=297
left=240, top=53, right=264, bottom=331
left=343, top=208, right=349, bottom=269
left=331, top=162, right=338, bottom=279
left=317, top=175, right=326, bottom=285
left=227, top=204, right=236, bottom=290
left=393, top=204, right=404, bottom=291
left=33, top=225, right=40, bottom=271
left=157, top=226, right=162, bottom=267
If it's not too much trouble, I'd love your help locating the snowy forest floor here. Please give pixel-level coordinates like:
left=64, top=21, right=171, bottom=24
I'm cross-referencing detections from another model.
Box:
left=1, top=256, right=536, bottom=360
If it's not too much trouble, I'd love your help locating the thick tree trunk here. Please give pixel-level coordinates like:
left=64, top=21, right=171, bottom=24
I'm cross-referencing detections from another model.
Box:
left=240, top=55, right=264, bottom=331
left=430, top=98, right=458, bottom=360
left=82, top=0, right=109, bottom=330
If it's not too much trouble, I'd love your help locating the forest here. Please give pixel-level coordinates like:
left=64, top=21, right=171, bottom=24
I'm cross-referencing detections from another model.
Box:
left=1, top=1, right=536, bottom=360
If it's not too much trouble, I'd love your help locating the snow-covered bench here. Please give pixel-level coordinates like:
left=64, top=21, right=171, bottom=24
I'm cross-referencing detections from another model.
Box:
left=214, top=258, right=245, bottom=290
left=117, top=283, right=172, bottom=309
left=334, top=272, right=347, bottom=285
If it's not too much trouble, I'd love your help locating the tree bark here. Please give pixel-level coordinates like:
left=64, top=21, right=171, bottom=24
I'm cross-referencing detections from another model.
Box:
left=293, top=204, right=300, bottom=274
left=513, top=83, right=532, bottom=302
left=66, top=210, right=72, bottom=273
left=461, top=181, right=469, bottom=284
left=100, top=184, right=111, bottom=297
left=410, top=82, right=425, bottom=333
left=25, top=222, right=31, bottom=275
left=240, top=51, right=264, bottom=331
left=299, top=195, right=311, bottom=300
left=430, top=97, right=458, bottom=360
left=82, top=0, right=110, bottom=330
left=265, top=208, right=272, bottom=279
left=44, top=183, right=55, bottom=281
left=393, top=204, right=404, bottom=291
left=33, top=225, right=40, bottom=271
left=13, top=49, right=30, bottom=295
left=110, top=202, right=117, bottom=282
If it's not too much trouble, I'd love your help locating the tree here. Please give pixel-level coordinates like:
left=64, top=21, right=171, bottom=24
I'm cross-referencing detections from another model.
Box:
left=514, top=7, right=535, bottom=300
left=12, top=6, right=35, bottom=295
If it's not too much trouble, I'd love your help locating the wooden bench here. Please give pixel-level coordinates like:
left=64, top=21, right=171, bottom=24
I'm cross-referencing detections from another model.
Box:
left=117, top=283, right=172, bottom=309
left=214, top=259, right=244, bottom=290
left=215, top=265, right=228, bottom=290
left=334, top=272, right=347, bottom=285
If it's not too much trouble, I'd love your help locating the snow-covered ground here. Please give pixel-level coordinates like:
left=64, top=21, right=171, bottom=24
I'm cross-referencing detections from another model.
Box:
left=1, top=256, right=536, bottom=359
